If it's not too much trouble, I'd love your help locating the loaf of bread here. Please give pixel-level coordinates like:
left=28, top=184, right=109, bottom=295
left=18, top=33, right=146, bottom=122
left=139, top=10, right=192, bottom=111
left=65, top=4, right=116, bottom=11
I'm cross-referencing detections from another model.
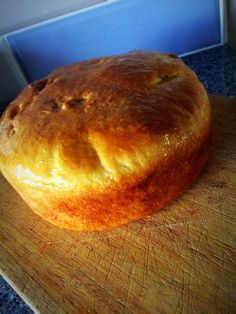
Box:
left=0, top=51, right=211, bottom=231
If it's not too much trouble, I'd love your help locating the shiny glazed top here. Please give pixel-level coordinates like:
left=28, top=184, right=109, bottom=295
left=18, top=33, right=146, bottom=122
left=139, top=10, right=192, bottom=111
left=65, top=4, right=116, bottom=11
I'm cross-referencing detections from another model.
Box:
left=0, top=51, right=210, bottom=194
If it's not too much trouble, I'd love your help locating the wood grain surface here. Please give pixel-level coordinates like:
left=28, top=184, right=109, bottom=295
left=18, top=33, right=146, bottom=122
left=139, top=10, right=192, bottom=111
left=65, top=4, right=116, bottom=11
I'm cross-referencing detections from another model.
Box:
left=0, top=96, right=236, bottom=314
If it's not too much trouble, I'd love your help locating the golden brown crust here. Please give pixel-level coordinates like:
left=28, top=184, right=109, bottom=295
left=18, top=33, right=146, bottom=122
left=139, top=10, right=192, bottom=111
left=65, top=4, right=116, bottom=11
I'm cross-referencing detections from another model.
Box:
left=0, top=51, right=212, bottom=231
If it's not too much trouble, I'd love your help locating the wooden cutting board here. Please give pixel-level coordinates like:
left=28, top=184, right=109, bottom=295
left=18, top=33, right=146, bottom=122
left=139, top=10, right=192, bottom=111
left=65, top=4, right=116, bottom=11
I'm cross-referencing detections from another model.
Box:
left=0, top=96, right=236, bottom=314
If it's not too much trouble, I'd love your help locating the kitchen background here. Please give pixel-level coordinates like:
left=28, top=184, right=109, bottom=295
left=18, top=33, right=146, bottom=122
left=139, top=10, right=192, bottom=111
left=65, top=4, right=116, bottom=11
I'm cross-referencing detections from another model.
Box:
left=0, top=0, right=235, bottom=313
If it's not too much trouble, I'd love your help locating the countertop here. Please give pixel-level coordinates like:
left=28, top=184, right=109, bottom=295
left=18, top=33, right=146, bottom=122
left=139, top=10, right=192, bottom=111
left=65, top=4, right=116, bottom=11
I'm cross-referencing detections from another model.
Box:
left=183, top=44, right=236, bottom=97
left=0, top=43, right=236, bottom=314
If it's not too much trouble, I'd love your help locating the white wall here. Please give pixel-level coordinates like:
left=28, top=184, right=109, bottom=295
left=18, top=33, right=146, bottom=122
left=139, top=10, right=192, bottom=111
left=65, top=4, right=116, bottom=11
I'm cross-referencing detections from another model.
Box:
left=0, top=0, right=107, bottom=35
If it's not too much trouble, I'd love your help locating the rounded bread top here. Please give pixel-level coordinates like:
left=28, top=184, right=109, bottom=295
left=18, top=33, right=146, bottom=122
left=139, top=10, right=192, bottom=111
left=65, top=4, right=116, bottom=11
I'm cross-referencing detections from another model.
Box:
left=0, top=51, right=209, bottom=193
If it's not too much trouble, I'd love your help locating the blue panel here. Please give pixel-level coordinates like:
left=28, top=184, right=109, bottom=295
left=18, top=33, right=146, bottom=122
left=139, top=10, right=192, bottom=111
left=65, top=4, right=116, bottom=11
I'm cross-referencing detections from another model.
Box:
left=6, top=0, right=221, bottom=82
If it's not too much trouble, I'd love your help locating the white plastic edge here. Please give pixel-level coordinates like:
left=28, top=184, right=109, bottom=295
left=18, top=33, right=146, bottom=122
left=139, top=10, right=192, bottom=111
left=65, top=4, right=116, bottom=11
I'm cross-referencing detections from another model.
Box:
left=219, top=0, right=228, bottom=44
left=1, top=36, right=27, bottom=85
